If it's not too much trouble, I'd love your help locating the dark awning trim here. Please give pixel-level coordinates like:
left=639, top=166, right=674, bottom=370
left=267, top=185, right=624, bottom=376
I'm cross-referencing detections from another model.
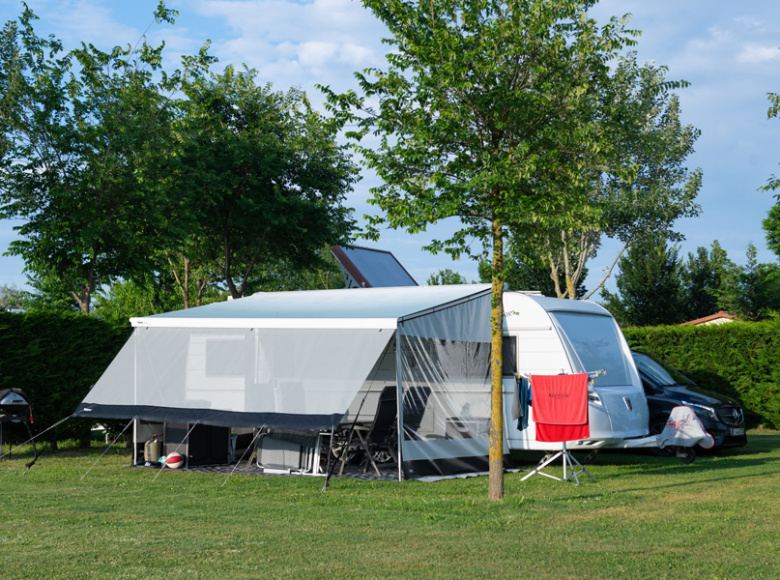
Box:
left=73, top=403, right=342, bottom=431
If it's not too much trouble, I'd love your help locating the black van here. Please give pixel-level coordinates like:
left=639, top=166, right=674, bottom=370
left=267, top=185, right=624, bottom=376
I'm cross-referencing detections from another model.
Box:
left=631, top=351, right=747, bottom=449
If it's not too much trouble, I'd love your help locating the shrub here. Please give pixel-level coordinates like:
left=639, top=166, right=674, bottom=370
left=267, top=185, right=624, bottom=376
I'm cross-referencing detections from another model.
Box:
left=623, top=320, right=780, bottom=428
left=0, top=312, right=130, bottom=446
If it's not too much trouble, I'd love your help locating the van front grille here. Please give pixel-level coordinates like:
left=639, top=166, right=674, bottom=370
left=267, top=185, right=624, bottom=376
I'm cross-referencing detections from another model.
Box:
left=717, top=407, right=744, bottom=426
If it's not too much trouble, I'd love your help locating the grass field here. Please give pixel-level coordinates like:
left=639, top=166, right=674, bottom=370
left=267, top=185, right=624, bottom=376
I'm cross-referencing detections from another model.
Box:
left=0, top=431, right=778, bottom=579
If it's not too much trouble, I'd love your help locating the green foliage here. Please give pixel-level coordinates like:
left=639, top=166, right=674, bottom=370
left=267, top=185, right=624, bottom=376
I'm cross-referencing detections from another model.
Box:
left=601, top=236, right=686, bottom=325
left=597, top=61, right=702, bottom=247
left=252, top=247, right=347, bottom=292
left=480, top=250, right=586, bottom=297
left=716, top=244, right=780, bottom=321
left=324, top=0, right=639, bottom=498
left=602, top=239, right=780, bottom=325
left=762, top=201, right=780, bottom=258
left=623, top=321, right=780, bottom=428
left=0, top=7, right=178, bottom=313
left=329, top=0, right=637, bottom=261
left=173, top=64, right=357, bottom=299
left=91, top=277, right=210, bottom=324
left=1, top=7, right=359, bottom=310
left=760, top=87, right=780, bottom=192
left=517, top=54, right=701, bottom=300
left=427, top=268, right=468, bottom=285
left=680, top=241, right=735, bottom=321
left=0, top=284, right=25, bottom=311
left=0, top=311, right=130, bottom=443
left=21, top=270, right=80, bottom=313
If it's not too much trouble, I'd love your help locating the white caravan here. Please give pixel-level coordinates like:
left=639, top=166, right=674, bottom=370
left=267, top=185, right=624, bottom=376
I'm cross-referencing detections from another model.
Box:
left=501, top=292, right=648, bottom=452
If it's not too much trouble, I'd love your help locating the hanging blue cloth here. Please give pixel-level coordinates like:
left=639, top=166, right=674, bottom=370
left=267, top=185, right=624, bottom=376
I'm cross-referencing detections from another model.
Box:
left=512, top=376, right=530, bottom=431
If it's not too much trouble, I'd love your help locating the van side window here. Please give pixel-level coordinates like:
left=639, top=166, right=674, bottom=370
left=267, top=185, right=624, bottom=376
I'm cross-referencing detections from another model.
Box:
left=502, top=336, right=517, bottom=377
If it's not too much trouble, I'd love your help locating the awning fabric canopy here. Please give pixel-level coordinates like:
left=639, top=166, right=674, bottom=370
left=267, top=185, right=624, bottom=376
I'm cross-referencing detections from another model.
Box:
left=74, top=285, right=492, bottom=432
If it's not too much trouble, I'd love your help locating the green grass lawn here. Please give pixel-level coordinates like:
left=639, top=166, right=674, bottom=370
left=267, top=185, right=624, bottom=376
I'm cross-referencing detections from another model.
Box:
left=1, top=431, right=778, bottom=579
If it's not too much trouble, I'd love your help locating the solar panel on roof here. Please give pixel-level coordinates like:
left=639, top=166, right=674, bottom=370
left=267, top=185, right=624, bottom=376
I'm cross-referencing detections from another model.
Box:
left=331, top=245, right=418, bottom=288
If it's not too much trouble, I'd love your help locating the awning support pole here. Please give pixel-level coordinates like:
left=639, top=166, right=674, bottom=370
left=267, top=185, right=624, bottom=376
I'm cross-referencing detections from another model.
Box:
left=320, top=426, right=336, bottom=492
left=80, top=417, right=136, bottom=481
left=221, top=427, right=266, bottom=488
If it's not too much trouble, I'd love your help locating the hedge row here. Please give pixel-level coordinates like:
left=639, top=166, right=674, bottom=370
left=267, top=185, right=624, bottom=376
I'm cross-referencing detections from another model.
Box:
left=623, top=320, right=780, bottom=429
left=0, top=312, right=131, bottom=445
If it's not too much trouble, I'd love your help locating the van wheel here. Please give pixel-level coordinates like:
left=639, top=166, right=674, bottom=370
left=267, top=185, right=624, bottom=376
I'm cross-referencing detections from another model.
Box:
left=676, top=447, right=696, bottom=464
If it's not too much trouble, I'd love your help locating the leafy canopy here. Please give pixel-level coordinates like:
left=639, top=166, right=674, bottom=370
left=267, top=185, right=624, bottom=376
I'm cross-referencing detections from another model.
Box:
left=0, top=6, right=178, bottom=313
left=507, top=54, right=701, bottom=300
left=174, top=64, right=358, bottom=299
left=325, top=0, right=638, bottom=258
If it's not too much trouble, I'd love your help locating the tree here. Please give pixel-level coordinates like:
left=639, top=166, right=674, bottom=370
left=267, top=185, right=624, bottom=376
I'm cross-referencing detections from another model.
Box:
left=91, top=275, right=212, bottom=324
left=680, top=241, right=734, bottom=320
left=427, top=269, right=468, bottom=285
left=763, top=202, right=780, bottom=259
left=22, top=270, right=79, bottom=312
left=0, top=284, right=25, bottom=311
left=761, top=85, right=780, bottom=192
left=252, top=247, right=347, bottom=292
left=174, top=64, right=357, bottom=299
left=325, top=0, right=636, bottom=499
left=479, top=248, right=587, bottom=297
left=600, top=236, right=686, bottom=326
left=0, top=6, right=179, bottom=313
left=510, top=54, right=701, bottom=300
left=717, top=244, right=780, bottom=321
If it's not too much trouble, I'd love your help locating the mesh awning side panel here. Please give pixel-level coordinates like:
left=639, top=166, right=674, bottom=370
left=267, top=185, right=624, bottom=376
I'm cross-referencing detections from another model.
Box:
left=397, top=292, right=495, bottom=478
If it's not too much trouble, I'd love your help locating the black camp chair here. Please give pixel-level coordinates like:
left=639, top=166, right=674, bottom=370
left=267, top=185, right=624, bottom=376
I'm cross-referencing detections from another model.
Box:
left=360, top=386, right=399, bottom=475
left=401, top=386, right=431, bottom=440
left=336, top=386, right=432, bottom=476
left=338, top=386, right=398, bottom=477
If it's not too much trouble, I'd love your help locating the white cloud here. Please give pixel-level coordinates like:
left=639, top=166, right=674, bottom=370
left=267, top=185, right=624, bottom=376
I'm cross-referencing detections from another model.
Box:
left=191, top=0, right=387, bottom=91
left=737, top=44, right=780, bottom=65
left=298, top=41, right=339, bottom=68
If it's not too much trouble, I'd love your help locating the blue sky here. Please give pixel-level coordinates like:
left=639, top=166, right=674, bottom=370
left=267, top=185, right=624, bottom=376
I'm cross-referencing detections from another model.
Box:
left=1, top=0, right=779, bottom=294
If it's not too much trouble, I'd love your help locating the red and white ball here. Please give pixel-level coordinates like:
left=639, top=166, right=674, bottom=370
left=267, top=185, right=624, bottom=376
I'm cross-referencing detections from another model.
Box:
left=165, top=452, right=184, bottom=469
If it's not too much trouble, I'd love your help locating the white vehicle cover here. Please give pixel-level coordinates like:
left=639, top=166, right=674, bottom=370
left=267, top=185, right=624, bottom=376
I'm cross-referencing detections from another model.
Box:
left=657, top=406, right=715, bottom=449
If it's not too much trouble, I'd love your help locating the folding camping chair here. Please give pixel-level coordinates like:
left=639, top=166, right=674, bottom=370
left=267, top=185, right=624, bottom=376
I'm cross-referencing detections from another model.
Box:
left=401, top=386, right=431, bottom=440
left=339, top=386, right=398, bottom=477
left=520, top=372, right=601, bottom=485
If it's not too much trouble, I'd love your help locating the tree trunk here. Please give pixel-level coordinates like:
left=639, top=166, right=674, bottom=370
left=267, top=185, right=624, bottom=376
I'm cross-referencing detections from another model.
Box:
left=489, top=219, right=505, bottom=501
left=182, top=257, right=190, bottom=309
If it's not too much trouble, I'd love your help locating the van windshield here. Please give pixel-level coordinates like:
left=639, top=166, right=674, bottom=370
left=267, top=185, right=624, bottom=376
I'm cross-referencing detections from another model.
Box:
left=550, top=312, right=631, bottom=387
left=632, top=351, right=695, bottom=387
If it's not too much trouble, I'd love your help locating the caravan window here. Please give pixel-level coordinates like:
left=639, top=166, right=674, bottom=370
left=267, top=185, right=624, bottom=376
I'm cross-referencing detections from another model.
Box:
left=550, top=312, right=631, bottom=387
left=502, top=336, right=517, bottom=377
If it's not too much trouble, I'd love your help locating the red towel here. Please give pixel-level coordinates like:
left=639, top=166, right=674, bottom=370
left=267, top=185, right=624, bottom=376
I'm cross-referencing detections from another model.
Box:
left=531, top=374, right=588, bottom=425
left=535, top=423, right=589, bottom=443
